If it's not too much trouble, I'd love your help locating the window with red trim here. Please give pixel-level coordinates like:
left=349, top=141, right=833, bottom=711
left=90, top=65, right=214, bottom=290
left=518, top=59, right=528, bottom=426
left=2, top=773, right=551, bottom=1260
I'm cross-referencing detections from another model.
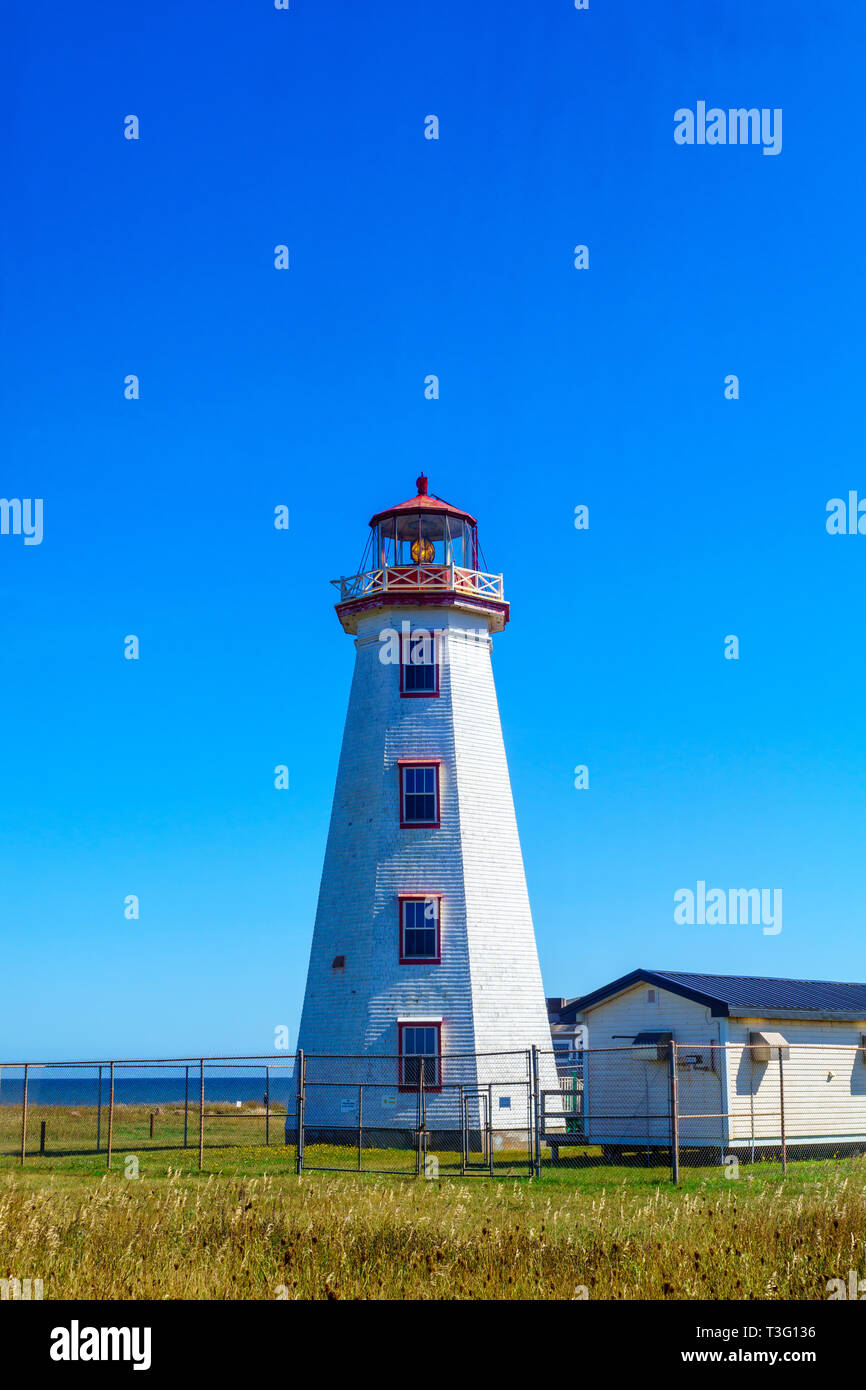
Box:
left=399, top=895, right=441, bottom=964
left=398, top=1022, right=442, bottom=1091
left=399, top=761, right=440, bottom=828
left=400, top=629, right=439, bottom=697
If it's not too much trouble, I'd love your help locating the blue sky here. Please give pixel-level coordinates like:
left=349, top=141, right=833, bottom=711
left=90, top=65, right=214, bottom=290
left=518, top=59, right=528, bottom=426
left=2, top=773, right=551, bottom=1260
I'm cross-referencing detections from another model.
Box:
left=1, top=0, right=864, bottom=1059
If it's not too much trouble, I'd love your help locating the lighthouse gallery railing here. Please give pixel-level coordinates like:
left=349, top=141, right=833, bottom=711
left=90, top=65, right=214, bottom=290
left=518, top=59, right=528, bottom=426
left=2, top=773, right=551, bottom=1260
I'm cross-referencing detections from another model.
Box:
left=332, top=563, right=504, bottom=602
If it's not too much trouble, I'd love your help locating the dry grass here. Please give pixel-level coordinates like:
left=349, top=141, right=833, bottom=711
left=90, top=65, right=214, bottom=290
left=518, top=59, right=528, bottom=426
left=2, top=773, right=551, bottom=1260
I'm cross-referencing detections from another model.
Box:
left=0, top=1102, right=284, bottom=1163
left=2, top=1163, right=865, bottom=1300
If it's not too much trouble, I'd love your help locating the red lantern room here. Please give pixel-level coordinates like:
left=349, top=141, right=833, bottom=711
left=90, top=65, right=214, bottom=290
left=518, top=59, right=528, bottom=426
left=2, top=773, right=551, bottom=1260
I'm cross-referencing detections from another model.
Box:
left=333, top=475, right=509, bottom=633
left=370, top=474, right=479, bottom=570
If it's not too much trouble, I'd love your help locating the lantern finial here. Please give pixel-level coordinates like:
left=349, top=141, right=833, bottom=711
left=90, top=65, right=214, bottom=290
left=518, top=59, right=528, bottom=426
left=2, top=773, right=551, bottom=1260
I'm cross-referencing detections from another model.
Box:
left=416, top=473, right=428, bottom=496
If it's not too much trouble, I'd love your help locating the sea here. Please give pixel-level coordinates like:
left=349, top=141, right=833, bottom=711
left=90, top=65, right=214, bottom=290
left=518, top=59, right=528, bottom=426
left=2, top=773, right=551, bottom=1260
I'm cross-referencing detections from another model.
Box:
left=0, top=1075, right=294, bottom=1107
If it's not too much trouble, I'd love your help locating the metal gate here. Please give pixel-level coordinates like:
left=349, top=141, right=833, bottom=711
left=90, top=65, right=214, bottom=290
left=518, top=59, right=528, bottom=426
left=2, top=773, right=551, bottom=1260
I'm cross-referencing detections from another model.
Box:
left=462, top=1088, right=491, bottom=1173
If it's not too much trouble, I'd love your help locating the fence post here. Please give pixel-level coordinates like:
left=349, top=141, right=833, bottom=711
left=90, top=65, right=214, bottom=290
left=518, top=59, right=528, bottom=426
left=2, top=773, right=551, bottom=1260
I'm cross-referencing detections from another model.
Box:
left=531, top=1045, right=541, bottom=1179
left=779, top=1047, right=787, bottom=1175
left=265, top=1066, right=270, bottom=1147
left=106, top=1062, right=115, bottom=1172
left=668, top=1042, right=680, bottom=1184
left=526, top=1049, right=533, bottom=1178
left=357, top=1085, right=363, bottom=1171
left=296, top=1050, right=305, bottom=1174
left=20, top=1063, right=29, bottom=1166
left=198, top=1060, right=205, bottom=1170
left=416, top=1058, right=424, bottom=1176
left=183, top=1065, right=189, bottom=1149
left=487, top=1082, right=494, bottom=1177
left=97, top=1064, right=102, bottom=1153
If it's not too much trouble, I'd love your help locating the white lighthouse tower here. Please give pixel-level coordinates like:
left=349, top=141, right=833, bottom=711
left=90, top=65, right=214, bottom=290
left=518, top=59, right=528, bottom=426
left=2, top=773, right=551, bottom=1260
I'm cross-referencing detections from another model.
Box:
left=296, top=476, right=555, bottom=1145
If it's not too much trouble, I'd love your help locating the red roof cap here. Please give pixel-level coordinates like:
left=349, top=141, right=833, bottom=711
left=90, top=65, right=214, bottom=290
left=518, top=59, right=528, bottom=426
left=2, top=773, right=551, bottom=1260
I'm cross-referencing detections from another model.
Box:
left=369, top=475, right=477, bottom=529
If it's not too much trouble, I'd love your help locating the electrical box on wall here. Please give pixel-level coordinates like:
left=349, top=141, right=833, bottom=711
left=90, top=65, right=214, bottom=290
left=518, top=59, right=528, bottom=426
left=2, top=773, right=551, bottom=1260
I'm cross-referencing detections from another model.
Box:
left=749, top=1030, right=790, bottom=1063
left=633, top=1030, right=673, bottom=1062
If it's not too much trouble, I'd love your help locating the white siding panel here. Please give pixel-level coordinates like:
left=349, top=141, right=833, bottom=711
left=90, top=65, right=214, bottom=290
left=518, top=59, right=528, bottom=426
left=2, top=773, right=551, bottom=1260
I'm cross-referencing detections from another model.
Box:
left=583, top=984, right=724, bottom=1147
left=297, top=606, right=554, bottom=1129
left=726, top=1018, right=866, bottom=1145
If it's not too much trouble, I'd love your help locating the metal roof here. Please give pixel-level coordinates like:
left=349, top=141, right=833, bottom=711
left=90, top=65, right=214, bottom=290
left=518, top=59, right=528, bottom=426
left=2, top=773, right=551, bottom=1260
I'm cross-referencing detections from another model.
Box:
left=558, top=969, right=866, bottom=1020
left=368, top=475, right=477, bottom=529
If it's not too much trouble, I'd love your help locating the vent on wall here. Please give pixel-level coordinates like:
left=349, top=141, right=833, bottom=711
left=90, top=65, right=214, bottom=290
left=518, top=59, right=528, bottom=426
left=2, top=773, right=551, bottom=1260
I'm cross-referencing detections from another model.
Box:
left=633, top=1030, right=673, bottom=1062
left=749, top=1030, right=789, bottom=1063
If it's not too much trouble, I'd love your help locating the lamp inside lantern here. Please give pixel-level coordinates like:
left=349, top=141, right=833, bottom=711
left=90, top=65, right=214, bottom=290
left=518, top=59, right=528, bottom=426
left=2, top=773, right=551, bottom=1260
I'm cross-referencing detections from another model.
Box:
left=411, top=537, right=435, bottom=563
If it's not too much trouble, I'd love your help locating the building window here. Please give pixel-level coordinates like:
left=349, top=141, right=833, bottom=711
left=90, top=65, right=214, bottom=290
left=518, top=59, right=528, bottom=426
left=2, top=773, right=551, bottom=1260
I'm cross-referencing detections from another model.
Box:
left=398, top=1022, right=442, bottom=1091
left=400, top=629, right=439, bottom=697
left=399, top=761, right=440, bottom=828
left=399, top=895, right=441, bottom=964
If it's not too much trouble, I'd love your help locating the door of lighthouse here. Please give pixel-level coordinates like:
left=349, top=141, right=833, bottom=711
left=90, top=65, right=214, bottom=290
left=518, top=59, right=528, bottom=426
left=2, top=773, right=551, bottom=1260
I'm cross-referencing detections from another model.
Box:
left=462, top=1089, right=491, bottom=1173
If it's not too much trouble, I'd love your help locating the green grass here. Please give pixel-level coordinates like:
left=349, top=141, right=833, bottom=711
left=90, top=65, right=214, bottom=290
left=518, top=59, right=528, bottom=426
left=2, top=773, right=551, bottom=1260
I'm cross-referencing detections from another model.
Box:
left=2, top=1159, right=865, bottom=1299
left=0, top=1103, right=860, bottom=1187
left=2, top=1102, right=866, bottom=1298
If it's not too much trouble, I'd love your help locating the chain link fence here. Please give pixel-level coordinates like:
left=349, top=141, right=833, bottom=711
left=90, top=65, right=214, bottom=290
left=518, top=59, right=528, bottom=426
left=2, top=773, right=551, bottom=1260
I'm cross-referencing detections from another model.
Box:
left=0, top=1058, right=298, bottom=1169
left=3, top=1043, right=866, bottom=1180
left=539, top=1041, right=866, bottom=1178
left=298, top=1050, right=534, bottom=1176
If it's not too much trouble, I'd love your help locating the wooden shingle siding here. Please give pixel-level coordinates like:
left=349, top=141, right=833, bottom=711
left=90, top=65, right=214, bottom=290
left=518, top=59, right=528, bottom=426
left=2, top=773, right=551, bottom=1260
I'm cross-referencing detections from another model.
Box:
left=297, top=607, right=555, bottom=1129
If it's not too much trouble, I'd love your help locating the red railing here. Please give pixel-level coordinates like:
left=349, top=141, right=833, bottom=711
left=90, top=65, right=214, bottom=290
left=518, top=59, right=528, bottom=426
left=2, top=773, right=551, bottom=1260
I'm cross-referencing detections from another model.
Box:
left=333, top=564, right=504, bottom=602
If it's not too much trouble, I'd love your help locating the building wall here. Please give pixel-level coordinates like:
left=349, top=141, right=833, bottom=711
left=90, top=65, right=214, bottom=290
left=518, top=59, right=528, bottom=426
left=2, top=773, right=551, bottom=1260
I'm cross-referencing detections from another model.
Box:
left=725, top=1017, right=866, bottom=1144
left=583, top=983, right=720, bottom=1049
left=581, top=989, right=866, bottom=1148
left=296, top=604, right=554, bottom=1130
left=448, top=616, right=554, bottom=1086
left=582, top=983, right=724, bottom=1146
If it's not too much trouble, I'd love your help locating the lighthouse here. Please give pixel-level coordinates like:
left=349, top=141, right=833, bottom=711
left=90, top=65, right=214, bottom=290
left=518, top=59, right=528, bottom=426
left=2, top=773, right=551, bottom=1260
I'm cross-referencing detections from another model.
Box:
left=296, top=476, right=556, bottom=1145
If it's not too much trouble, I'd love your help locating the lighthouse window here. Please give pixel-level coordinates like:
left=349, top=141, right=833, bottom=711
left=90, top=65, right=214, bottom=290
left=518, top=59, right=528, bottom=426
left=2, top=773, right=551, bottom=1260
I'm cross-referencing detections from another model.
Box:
left=399, top=1022, right=442, bottom=1090
left=400, top=630, right=439, bottom=697
left=399, top=762, right=440, bottom=828
left=399, top=895, right=441, bottom=963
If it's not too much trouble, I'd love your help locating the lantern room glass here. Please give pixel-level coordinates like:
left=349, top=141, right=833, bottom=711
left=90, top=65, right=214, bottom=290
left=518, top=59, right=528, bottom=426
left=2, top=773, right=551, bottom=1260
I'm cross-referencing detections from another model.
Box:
left=375, top=513, right=476, bottom=570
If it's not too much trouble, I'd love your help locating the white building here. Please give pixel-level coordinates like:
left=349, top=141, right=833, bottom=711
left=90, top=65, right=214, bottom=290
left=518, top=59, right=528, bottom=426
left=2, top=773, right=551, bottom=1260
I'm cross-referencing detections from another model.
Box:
left=296, top=476, right=556, bottom=1142
left=557, top=969, right=866, bottom=1154
left=546, top=997, right=585, bottom=1062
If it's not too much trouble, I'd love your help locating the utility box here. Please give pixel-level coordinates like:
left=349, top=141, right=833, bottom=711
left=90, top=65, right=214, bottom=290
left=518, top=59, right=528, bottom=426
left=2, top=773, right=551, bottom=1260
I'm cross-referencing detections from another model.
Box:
left=749, top=1030, right=790, bottom=1063
left=633, top=1030, right=673, bottom=1062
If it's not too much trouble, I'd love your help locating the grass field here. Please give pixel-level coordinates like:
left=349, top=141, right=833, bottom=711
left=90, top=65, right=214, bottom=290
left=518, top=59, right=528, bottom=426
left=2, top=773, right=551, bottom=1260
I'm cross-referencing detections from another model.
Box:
left=2, top=1103, right=865, bottom=1299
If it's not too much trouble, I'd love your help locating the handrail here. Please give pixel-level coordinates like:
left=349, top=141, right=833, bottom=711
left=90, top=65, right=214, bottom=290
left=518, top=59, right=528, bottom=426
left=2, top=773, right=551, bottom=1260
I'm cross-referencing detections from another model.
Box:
left=332, top=564, right=505, bottom=602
